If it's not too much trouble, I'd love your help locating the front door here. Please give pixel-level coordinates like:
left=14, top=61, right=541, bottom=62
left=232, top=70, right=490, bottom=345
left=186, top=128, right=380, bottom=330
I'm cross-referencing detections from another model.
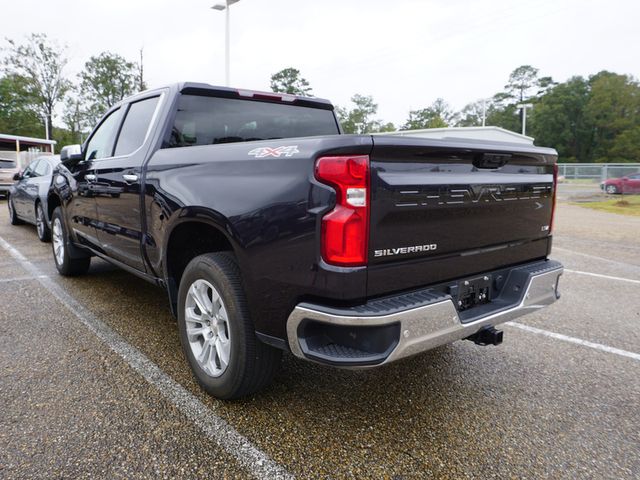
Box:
left=12, top=161, right=37, bottom=218
left=67, top=107, right=124, bottom=250
left=623, top=173, right=640, bottom=193
left=93, top=95, right=161, bottom=272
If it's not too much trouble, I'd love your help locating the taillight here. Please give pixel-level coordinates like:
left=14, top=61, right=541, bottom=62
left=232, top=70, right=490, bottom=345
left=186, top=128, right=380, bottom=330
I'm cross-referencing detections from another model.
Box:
left=315, top=155, right=370, bottom=266
left=550, top=163, right=558, bottom=232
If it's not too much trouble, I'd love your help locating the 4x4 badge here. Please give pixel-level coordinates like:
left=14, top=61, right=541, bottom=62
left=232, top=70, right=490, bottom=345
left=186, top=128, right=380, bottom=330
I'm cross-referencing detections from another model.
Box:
left=248, top=146, right=299, bottom=158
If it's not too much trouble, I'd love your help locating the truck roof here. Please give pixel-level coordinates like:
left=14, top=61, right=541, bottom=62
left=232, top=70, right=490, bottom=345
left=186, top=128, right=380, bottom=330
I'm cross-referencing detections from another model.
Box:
left=118, top=82, right=335, bottom=111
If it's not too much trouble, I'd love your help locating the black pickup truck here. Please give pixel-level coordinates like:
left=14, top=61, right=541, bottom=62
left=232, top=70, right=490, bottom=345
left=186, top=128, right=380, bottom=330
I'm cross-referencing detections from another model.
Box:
left=48, top=83, right=563, bottom=399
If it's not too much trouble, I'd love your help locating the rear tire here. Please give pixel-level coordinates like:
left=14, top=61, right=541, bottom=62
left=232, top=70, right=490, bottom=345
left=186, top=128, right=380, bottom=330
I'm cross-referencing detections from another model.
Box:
left=177, top=252, right=281, bottom=399
left=51, top=207, right=91, bottom=276
left=8, top=196, right=22, bottom=225
left=36, top=202, right=51, bottom=242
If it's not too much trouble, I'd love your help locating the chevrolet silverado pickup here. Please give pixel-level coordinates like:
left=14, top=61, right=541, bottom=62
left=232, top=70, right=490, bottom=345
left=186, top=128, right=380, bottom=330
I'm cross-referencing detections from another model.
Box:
left=48, top=83, right=563, bottom=399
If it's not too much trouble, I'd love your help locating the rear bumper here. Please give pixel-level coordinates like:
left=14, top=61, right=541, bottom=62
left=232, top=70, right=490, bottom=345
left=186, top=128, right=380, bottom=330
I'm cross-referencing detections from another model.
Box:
left=286, top=259, right=563, bottom=367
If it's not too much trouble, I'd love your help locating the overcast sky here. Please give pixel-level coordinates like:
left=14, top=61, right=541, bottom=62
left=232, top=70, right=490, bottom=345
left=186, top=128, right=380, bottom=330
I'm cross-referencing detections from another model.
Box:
left=3, top=0, right=639, bottom=126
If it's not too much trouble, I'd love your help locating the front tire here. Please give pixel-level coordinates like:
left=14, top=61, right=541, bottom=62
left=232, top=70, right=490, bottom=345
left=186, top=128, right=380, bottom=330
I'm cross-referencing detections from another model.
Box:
left=8, top=196, right=22, bottom=225
left=36, top=202, right=51, bottom=242
left=177, top=253, right=281, bottom=399
left=51, top=207, right=91, bottom=276
left=605, top=184, right=618, bottom=194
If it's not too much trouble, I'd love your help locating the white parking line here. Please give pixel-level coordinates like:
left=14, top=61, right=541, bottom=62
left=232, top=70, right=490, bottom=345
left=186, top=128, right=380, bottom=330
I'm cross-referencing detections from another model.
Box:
left=506, top=322, right=640, bottom=362
left=0, top=236, right=292, bottom=480
left=564, top=268, right=640, bottom=285
left=0, top=274, right=49, bottom=283
left=553, top=246, right=640, bottom=268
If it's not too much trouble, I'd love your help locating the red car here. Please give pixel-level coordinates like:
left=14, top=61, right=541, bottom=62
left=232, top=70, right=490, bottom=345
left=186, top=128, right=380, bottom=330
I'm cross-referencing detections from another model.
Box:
left=601, top=173, right=640, bottom=194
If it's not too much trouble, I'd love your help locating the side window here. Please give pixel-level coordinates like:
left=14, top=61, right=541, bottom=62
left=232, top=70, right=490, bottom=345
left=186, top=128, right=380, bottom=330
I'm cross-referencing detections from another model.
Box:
left=34, top=160, right=49, bottom=176
left=114, top=96, right=160, bottom=157
left=85, top=108, right=123, bottom=161
left=23, top=161, right=38, bottom=177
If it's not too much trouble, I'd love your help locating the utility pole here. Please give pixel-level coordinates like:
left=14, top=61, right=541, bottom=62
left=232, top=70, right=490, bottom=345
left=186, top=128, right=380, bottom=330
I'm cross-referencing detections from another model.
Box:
left=139, top=48, right=145, bottom=91
left=481, top=99, right=486, bottom=127
left=43, top=114, right=50, bottom=140
left=516, top=103, right=533, bottom=135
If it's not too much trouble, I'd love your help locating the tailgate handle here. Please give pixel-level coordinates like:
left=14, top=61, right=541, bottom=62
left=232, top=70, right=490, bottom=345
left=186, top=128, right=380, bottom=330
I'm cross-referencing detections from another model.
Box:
left=473, top=153, right=511, bottom=169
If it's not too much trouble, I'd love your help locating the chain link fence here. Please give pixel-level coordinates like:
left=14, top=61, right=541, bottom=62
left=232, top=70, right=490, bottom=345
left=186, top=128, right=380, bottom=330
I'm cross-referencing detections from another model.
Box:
left=558, top=163, right=640, bottom=182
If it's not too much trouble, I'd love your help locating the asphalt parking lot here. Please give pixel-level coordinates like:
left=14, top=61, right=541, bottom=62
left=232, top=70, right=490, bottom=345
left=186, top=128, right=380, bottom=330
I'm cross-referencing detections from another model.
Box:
left=1, top=193, right=639, bottom=479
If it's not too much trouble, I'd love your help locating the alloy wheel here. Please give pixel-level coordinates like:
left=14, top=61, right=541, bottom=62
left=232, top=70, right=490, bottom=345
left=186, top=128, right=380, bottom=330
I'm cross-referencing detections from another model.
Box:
left=52, top=218, right=65, bottom=265
left=36, top=205, right=45, bottom=238
left=184, top=279, right=232, bottom=377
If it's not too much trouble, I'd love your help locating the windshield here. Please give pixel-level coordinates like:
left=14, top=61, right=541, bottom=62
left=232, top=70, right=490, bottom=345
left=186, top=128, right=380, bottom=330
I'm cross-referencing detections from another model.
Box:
left=164, top=94, right=339, bottom=148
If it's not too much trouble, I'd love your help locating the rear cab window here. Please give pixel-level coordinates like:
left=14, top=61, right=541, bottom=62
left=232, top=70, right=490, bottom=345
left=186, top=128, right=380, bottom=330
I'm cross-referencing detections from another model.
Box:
left=164, top=95, right=339, bottom=148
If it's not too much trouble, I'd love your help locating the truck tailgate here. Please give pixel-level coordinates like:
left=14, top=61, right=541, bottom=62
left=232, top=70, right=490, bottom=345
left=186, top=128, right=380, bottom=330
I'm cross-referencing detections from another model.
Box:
left=367, top=136, right=557, bottom=297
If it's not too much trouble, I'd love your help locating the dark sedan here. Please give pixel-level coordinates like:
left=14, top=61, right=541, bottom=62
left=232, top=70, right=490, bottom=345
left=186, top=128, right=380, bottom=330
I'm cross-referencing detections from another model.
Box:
left=7, top=155, right=60, bottom=242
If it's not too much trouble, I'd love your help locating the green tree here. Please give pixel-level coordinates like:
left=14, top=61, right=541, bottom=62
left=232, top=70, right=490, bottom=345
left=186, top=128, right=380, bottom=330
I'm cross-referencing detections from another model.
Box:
left=2, top=33, right=71, bottom=138
left=336, top=94, right=393, bottom=134
left=585, top=71, right=640, bottom=162
left=377, top=122, right=396, bottom=133
left=530, top=76, right=592, bottom=162
left=60, top=96, right=89, bottom=145
left=505, top=65, right=540, bottom=102
left=0, top=74, right=42, bottom=137
left=402, top=98, right=455, bottom=130
left=78, top=52, right=142, bottom=125
left=456, top=100, right=490, bottom=127
left=269, top=67, right=312, bottom=96
left=609, top=126, right=640, bottom=162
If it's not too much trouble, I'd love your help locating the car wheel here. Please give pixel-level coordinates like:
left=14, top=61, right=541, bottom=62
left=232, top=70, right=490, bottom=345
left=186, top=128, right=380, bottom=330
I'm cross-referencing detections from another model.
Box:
left=36, top=202, right=51, bottom=242
left=51, top=207, right=91, bottom=276
left=605, top=184, right=618, bottom=194
left=8, top=196, right=23, bottom=225
left=177, top=252, right=281, bottom=399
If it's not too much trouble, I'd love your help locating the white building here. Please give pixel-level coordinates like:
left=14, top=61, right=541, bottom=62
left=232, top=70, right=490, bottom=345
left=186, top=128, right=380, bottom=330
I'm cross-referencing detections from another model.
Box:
left=380, top=126, right=534, bottom=145
left=0, top=133, right=56, bottom=171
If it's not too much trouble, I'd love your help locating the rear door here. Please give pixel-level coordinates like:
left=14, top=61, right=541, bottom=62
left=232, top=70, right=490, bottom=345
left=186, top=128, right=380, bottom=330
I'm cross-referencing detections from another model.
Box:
left=367, top=136, right=556, bottom=296
left=24, top=159, right=51, bottom=219
left=93, top=94, right=162, bottom=272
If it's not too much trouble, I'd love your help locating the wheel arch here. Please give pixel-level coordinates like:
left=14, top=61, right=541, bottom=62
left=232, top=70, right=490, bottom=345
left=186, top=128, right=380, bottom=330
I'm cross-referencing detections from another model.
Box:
left=162, top=210, right=243, bottom=316
left=46, top=192, right=62, bottom=222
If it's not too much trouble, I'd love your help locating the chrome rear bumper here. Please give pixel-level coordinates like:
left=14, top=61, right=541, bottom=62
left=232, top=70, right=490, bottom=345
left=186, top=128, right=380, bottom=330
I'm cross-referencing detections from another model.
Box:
left=286, top=260, right=563, bottom=367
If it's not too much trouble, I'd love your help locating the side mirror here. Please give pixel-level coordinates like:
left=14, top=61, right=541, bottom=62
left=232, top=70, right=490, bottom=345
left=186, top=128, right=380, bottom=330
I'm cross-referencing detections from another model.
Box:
left=60, top=144, right=83, bottom=164
left=13, top=172, right=22, bottom=181
left=622, top=176, right=629, bottom=181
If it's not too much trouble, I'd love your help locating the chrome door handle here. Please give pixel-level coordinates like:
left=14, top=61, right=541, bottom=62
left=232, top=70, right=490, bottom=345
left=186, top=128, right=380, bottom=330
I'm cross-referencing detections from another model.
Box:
left=85, top=174, right=97, bottom=182
left=122, top=174, right=138, bottom=183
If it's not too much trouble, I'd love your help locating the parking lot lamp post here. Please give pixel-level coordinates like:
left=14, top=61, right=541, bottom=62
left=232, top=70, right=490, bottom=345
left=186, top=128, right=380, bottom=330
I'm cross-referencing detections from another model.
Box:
left=211, top=0, right=240, bottom=87
left=516, top=103, right=533, bottom=136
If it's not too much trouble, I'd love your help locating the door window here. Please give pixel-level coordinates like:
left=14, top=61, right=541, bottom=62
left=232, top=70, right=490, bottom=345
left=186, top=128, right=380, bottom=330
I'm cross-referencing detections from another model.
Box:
left=114, top=96, right=160, bottom=157
left=33, top=159, right=49, bottom=176
left=85, top=108, right=123, bottom=161
left=23, top=161, right=38, bottom=178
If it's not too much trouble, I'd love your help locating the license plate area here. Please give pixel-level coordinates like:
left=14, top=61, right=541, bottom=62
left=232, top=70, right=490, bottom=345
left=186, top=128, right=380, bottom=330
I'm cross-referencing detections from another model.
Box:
left=450, top=275, right=492, bottom=311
